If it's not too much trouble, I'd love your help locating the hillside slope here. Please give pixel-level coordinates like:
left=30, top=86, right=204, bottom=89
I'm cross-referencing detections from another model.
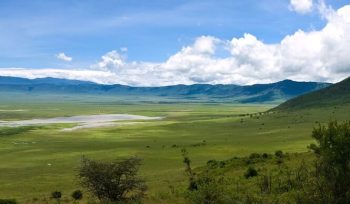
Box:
left=0, top=76, right=330, bottom=103
left=273, top=77, right=350, bottom=110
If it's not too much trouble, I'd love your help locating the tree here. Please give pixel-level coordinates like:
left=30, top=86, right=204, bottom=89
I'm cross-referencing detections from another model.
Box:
left=77, top=157, right=147, bottom=203
left=71, top=190, right=83, bottom=202
left=309, top=120, right=350, bottom=203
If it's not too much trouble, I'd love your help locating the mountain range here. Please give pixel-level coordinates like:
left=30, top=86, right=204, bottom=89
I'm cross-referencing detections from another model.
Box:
left=0, top=76, right=330, bottom=103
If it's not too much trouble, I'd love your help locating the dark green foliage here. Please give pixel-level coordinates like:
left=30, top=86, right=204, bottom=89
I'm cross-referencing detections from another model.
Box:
left=206, top=160, right=218, bottom=168
left=71, top=190, right=83, bottom=201
left=0, top=199, right=17, bottom=204
left=249, top=153, right=261, bottom=160
left=262, top=153, right=269, bottom=159
left=77, top=157, right=146, bottom=203
left=51, top=191, right=62, bottom=203
left=206, top=160, right=226, bottom=169
left=244, top=167, right=258, bottom=179
left=309, top=121, right=350, bottom=203
left=51, top=191, right=62, bottom=199
left=275, top=150, right=284, bottom=158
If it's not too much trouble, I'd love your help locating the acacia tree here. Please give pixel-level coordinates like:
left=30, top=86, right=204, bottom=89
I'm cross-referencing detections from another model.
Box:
left=77, top=157, right=147, bottom=203
left=309, top=121, right=350, bottom=203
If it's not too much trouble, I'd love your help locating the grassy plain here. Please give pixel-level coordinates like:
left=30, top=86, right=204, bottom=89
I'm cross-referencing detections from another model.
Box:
left=0, top=93, right=349, bottom=202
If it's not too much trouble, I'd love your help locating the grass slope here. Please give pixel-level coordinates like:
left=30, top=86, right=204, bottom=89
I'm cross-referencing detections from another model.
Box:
left=273, top=77, right=350, bottom=110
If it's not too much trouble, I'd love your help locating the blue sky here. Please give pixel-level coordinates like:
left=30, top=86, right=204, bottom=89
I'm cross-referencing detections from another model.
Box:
left=0, top=0, right=350, bottom=85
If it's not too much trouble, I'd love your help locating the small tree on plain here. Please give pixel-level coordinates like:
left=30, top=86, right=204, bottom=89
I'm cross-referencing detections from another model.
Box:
left=77, top=157, right=147, bottom=203
left=71, top=190, right=83, bottom=203
left=51, top=191, right=62, bottom=204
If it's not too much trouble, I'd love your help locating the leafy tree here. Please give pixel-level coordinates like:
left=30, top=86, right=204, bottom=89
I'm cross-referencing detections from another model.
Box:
left=309, top=120, right=350, bottom=203
left=77, top=157, right=146, bottom=203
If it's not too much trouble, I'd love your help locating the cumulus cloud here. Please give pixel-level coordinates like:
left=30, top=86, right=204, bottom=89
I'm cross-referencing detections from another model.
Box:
left=56, top=52, right=72, bottom=62
left=1, top=4, right=350, bottom=86
left=289, top=0, right=313, bottom=14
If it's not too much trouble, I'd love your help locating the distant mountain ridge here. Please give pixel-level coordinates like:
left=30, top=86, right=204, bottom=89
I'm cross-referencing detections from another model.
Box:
left=273, top=77, right=350, bottom=110
left=0, top=76, right=331, bottom=103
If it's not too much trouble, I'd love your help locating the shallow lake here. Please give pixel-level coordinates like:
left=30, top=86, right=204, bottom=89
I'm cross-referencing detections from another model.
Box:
left=0, top=114, right=162, bottom=131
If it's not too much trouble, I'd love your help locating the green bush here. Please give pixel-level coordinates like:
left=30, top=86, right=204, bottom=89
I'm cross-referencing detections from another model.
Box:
left=262, top=153, right=269, bottom=159
left=244, top=166, right=258, bottom=179
left=249, top=153, right=261, bottom=160
left=206, top=160, right=218, bottom=168
left=71, top=190, right=83, bottom=201
left=275, top=150, right=284, bottom=158
left=51, top=191, right=61, bottom=199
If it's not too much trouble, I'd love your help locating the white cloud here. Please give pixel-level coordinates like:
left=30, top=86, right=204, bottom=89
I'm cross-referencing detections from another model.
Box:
left=289, top=0, right=313, bottom=14
left=93, top=50, right=125, bottom=71
left=120, top=47, right=128, bottom=52
left=0, top=68, right=117, bottom=84
left=1, top=4, right=350, bottom=86
left=56, top=52, right=72, bottom=62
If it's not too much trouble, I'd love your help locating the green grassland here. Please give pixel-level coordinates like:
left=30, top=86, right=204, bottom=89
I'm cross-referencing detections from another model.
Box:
left=0, top=93, right=349, bottom=203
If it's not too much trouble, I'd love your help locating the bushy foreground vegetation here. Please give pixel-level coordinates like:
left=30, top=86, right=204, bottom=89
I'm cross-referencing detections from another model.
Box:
left=182, top=120, right=350, bottom=204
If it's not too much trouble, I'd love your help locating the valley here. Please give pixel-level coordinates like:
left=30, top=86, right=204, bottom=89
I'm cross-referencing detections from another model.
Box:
left=1, top=92, right=349, bottom=202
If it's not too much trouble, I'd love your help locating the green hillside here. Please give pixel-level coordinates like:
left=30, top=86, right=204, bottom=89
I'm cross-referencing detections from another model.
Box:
left=273, top=77, right=350, bottom=110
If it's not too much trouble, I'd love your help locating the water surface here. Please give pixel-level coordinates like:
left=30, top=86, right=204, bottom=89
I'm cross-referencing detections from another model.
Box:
left=0, top=114, right=162, bottom=131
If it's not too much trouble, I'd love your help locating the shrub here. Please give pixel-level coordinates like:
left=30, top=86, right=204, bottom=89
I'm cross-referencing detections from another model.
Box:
left=244, top=166, right=258, bottom=179
left=309, top=121, right=350, bottom=203
left=185, top=175, right=229, bottom=204
left=275, top=150, right=284, bottom=158
left=218, top=161, right=226, bottom=168
left=262, top=153, right=269, bottom=159
left=249, top=153, right=261, bottom=160
left=206, top=160, right=218, bottom=168
left=51, top=191, right=62, bottom=203
left=77, top=157, right=147, bottom=203
left=71, top=190, right=83, bottom=201
left=0, top=199, right=17, bottom=204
